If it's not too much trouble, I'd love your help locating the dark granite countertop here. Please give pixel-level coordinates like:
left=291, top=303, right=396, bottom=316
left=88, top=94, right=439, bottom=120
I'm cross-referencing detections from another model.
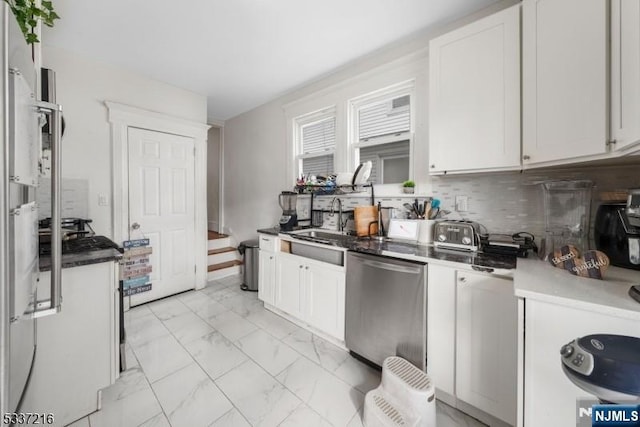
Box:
left=257, top=227, right=281, bottom=236
left=40, top=248, right=122, bottom=272
left=349, top=239, right=517, bottom=270
left=257, top=228, right=517, bottom=271
left=39, top=236, right=123, bottom=272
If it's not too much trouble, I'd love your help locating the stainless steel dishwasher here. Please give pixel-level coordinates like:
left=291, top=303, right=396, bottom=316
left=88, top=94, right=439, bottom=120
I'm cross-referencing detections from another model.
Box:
left=345, top=251, right=427, bottom=370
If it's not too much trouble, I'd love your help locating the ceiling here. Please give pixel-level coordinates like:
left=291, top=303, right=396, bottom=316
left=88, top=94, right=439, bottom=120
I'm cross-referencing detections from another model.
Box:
left=43, top=0, right=498, bottom=122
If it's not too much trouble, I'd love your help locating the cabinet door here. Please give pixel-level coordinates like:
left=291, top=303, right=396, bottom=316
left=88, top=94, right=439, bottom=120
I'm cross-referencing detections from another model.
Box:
left=22, top=263, right=115, bottom=425
left=426, top=264, right=456, bottom=397
left=524, top=300, right=640, bottom=427
left=611, top=0, right=640, bottom=151
left=455, top=270, right=517, bottom=425
left=275, top=253, right=304, bottom=319
left=522, top=0, right=607, bottom=164
left=429, top=5, right=520, bottom=173
left=305, top=260, right=346, bottom=341
left=258, top=250, right=276, bottom=305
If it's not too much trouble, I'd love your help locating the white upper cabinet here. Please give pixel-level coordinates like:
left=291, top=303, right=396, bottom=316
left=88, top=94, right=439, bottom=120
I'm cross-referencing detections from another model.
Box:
left=611, top=0, right=640, bottom=152
left=429, top=5, right=521, bottom=174
left=522, top=0, right=608, bottom=165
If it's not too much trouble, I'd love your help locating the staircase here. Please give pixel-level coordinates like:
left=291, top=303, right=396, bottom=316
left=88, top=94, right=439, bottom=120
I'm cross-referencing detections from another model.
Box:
left=207, top=230, right=242, bottom=281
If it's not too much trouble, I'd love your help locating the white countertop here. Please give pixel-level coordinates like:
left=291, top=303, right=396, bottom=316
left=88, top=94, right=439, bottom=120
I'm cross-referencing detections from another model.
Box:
left=514, top=257, right=640, bottom=320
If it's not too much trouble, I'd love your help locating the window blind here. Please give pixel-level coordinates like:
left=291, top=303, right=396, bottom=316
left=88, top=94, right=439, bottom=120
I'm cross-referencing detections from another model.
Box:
left=358, top=95, right=410, bottom=141
left=302, top=155, right=334, bottom=177
left=301, top=117, right=336, bottom=155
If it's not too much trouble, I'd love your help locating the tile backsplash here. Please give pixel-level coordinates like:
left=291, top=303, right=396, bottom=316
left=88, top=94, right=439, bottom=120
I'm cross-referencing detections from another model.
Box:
left=428, top=164, right=640, bottom=240
left=293, top=163, right=640, bottom=245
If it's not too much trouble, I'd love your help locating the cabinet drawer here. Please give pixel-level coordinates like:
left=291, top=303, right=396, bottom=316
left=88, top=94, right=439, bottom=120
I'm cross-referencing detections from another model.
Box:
left=259, top=234, right=278, bottom=252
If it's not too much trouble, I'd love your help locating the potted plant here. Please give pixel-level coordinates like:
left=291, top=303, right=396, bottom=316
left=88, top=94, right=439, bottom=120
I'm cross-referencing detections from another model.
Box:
left=4, top=0, right=59, bottom=44
left=402, top=180, right=415, bottom=194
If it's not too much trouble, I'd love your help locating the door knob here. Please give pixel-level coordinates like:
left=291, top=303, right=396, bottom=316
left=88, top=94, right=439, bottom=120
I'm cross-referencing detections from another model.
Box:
left=131, top=222, right=141, bottom=230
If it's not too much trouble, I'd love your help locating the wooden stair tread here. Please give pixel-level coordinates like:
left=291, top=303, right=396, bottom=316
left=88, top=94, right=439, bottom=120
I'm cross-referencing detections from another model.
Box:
left=208, top=260, right=242, bottom=272
left=208, top=247, right=237, bottom=255
left=208, top=230, right=229, bottom=240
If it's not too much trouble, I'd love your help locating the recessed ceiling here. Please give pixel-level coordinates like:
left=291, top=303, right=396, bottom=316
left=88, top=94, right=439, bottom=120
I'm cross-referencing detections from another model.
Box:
left=44, top=0, right=498, bottom=122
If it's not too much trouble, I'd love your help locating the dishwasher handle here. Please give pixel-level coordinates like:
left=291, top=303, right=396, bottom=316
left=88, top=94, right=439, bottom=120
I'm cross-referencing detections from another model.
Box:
left=360, top=258, right=423, bottom=275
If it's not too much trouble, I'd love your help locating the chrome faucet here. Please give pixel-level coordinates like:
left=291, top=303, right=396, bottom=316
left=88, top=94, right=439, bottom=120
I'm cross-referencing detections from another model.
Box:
left=330, top=197, right=344, bottom=232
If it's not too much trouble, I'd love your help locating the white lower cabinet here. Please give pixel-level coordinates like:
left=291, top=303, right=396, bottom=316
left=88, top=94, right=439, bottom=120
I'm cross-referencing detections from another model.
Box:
left=273, top=251, right=345, bottom=341
left=306, top=261, right=346, bottom=341
left=523, top=299, right=640, bottom=427
left=22, top=261, right=119, bottom=427
left=258, top=249, right=276, bottom=305
left=258, top=233, right=278, bottom=305
left=455, top=270, right=518, bottom=425
left=427, top=264, right=517, bottom=426
left=275, top=252, right=306, bottom=319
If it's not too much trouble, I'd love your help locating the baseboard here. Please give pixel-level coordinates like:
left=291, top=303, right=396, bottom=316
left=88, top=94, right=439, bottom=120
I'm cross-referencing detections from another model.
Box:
left=208, top=220, right=219, bottom=232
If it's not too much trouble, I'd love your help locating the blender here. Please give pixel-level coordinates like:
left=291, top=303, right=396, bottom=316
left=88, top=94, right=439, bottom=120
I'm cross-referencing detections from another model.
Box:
left=279, top=191, right=298, bottom=231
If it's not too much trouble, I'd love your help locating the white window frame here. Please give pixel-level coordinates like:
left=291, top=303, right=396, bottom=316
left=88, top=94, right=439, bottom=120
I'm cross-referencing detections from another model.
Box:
left=348, top=80, right=415, bottom=183
left=293, top=106, right=337, bottom=178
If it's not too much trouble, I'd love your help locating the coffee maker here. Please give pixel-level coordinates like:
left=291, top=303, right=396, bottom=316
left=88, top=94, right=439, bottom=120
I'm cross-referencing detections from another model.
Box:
left=279, top=191, right=298, bottom=231
left=594, top=189, right=640, bottom=270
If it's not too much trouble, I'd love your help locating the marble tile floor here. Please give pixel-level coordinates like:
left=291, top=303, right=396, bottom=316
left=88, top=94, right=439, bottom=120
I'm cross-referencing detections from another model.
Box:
left=69, top=275, right=486, bottom=427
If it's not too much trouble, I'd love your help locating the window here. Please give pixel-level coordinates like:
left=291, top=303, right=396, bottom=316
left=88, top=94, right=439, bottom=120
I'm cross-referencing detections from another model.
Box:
left=350, top=83, right=414, bottom=184
left=294, top=109, right=336, bottom=178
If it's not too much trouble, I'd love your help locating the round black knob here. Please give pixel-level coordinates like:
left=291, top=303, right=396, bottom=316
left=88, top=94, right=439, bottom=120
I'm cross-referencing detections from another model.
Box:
left=560, top=344, right=574, bottom=358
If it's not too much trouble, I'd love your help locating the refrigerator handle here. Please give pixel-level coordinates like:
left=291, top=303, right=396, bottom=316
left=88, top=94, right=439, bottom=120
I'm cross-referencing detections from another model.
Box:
left=28, top=101, right=63, bottom=318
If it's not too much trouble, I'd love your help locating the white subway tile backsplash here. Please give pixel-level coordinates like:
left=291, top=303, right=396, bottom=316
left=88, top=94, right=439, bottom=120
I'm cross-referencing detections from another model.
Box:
left=289, top=164, right=640, bottom=243
left=429, top=164, right=640, bottom=241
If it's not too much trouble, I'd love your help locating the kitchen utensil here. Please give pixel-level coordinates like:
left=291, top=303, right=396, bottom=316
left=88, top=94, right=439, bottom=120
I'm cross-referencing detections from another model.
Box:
left=594, top=203, right=640, bottom=270
left=480, top=232, right=538, bottom=258
left=354, top=206, right=378, bottom=236
left=311, top=210, right=324, bottom=227
left=542, top=180, right=594, bottom=254
left=278, top=191, right=298, bottom=231
left=353, top=161, right=373, bottom=185
left=403, top=203, right=418, bottom=218
left=627, top=189, right=640, bottom=227
left=433, top=220, right=481, bottom=251
left=335, top=172, right=353, bottom=187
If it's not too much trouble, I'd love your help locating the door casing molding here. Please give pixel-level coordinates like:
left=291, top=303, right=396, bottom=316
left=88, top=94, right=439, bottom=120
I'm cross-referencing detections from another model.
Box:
left=106, top=101, right=210, bottom=290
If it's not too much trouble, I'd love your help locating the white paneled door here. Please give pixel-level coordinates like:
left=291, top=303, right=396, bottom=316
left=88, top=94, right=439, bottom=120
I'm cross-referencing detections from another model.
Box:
left=128, top=127, right=196, bottom=305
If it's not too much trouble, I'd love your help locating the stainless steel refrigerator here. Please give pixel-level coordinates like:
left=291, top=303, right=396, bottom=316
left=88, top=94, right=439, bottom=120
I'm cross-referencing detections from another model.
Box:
left=1, top=4, right=63, bottom=416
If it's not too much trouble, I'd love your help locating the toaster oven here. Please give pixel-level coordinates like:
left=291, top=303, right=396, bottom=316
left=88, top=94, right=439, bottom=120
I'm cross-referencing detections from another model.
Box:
left=433, top=220, right=481, bottom=251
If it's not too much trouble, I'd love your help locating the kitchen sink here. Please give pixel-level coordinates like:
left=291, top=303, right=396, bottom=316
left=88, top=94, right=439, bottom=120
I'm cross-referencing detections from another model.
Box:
left=289, top=229, right=358, bottom=246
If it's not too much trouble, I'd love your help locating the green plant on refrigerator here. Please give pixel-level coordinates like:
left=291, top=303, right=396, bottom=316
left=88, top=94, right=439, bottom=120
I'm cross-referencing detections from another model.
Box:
left=4, top=0, right=59, bottom=44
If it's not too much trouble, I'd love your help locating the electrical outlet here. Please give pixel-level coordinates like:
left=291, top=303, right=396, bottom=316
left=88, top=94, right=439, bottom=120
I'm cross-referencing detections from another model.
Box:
left=98, top=194, right=109, bottom=206
left=455, top=195, right=468, bottom=212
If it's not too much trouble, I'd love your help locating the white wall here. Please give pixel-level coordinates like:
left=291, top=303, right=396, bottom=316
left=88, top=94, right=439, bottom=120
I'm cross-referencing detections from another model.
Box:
left=223, top=101, right=287, bottom=240
left=207, top=127, right=221, bottom=231
left=42, top=45, right=207, bottom=238
left=221, top=1, right=517, bottom=242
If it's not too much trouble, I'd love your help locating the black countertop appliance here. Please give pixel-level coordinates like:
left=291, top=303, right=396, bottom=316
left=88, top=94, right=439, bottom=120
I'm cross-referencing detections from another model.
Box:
left=594, top=203, right=640, bottom=270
